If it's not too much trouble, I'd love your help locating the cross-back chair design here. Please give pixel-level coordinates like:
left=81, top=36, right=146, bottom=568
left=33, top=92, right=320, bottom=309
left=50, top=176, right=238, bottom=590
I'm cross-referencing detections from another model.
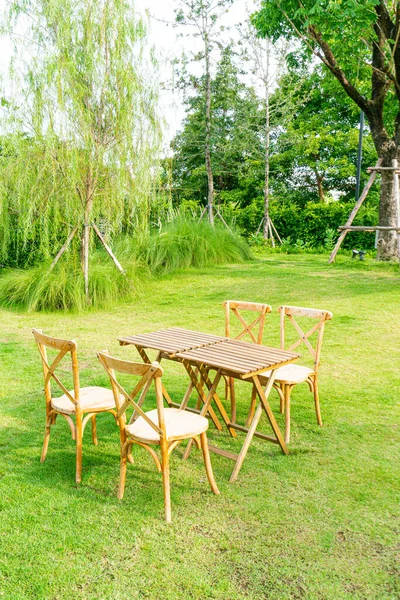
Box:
left=261, top=306, right=332, bottom=443
left=223, top=300, right=272, bottom=424
left=32, top=329, right=117, bottom=483
left=97, top=352, right=219, bottom=523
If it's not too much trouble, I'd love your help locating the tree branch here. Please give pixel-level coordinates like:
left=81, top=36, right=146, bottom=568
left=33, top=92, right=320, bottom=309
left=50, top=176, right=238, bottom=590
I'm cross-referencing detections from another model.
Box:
left=308, top=26, right=371, bottom=115
left=376, top=0, right=396, bottom=39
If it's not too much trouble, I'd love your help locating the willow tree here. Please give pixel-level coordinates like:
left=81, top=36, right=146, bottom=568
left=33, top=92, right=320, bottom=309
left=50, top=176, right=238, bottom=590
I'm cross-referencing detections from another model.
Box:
left=2, top=0, right=160, bottom=299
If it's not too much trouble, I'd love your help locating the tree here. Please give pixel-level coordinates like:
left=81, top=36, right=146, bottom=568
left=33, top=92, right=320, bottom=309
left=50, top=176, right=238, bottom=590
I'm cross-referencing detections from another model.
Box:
left=175, top=0, right=234, bottom=225
left=2, top=0, right=160, bottom=298
left=238, top=19, right=289, bottom=242
left=270, top=66, right=378, bottom=206
left=254, top=0, right=400, bottom=260
left=171, top=48, right=264, bottom=212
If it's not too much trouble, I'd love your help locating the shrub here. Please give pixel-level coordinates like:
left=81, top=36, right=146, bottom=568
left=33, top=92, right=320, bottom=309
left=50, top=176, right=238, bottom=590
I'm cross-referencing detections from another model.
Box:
left=0, top=249, right=142, bottom=311
left=141, top=217, right=252, bottom=275
left=0, top=217, right=252, bottom=310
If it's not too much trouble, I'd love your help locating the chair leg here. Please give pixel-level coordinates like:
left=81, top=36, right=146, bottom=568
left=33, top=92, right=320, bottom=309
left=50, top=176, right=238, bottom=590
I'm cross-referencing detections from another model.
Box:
left=280, top=384, right=285, bottom=414
left=75, top=414, right=83, bottom=484
left=200, top=432, right=220, bottom=495
left=91, top=415, right=98, bottom=446
left=41, top=416, right=51, bottom=463
left=161, top=441, right=171, bottom=523
left=284, top=385, right=292, bottom=445
left=313, top=376, right=323, bottom=426
left=118, top=443, right=128, bottom=500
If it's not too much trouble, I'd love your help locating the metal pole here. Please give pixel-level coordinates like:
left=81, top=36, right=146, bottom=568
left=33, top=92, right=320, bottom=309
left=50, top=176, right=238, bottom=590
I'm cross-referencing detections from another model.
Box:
left=355, top=111, right=364, bottom=201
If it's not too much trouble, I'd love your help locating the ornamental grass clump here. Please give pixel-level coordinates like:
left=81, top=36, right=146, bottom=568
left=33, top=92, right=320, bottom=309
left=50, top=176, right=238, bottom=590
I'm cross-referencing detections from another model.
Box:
left=0, top=220, right=251, bottom=311
left=143, top=217, right=252, bottom=275
left=0, top=249, right=143, bottom=312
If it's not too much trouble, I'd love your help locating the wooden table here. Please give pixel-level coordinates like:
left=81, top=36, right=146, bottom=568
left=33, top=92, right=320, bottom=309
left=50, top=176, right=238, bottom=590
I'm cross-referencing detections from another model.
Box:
left=119, top=328, right=299, bottom=481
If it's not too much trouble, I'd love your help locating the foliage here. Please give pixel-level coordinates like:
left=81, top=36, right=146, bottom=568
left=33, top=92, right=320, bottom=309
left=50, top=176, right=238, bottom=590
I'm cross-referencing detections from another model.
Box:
left=0, top=217, right=252, bottom=310
left=0, top=248, right=142, bottom=311
left=270, top=66, right=378, bottom=205
left=253, top=0, right=400, bottom=259
left=225, top=197, right=379, bottom=251
left=170, top=48, right=264, bottom=209
left=141, top=217, right=252, bottom=275
left=1, top=0, right=160, bottom=276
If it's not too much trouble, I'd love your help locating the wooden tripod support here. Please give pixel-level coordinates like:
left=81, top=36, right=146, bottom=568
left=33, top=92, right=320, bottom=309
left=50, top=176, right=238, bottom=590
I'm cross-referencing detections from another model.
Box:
left=198, top=203, right=232, bottom=232
left=256, top=215, right=282, bottom=247
left=49, top=223, right=125, bottom=274
left=328, top=159, right=400, bottom=264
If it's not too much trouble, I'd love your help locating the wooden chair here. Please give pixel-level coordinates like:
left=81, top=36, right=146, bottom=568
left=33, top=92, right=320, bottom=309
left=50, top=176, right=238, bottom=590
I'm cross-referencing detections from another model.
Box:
left=32, top=329, right=117, bottom=483
left=97, top=352, right=220, bottom=523
left=223, top=300, right=272, bottom=423
left=261, top=306, right=332, bottom=443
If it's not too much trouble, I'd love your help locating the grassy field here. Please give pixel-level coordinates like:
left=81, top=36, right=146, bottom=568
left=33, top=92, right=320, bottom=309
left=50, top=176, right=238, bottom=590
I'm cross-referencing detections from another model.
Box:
left=0, top=254, right=399, bottom=599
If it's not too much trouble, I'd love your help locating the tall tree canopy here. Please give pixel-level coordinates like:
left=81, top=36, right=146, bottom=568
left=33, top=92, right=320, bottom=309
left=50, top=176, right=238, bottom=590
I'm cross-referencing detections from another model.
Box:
left=171, top=48, right=264, bottom=210
left=174, top=0, right=234, bottom=225
left=270, top=66, right=378, bottom=205
left=254, top=0, right=400, bottom=260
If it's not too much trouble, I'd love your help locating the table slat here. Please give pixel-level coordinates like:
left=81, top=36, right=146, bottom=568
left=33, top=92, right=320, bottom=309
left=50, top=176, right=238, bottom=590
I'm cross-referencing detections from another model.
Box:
left=176, top=339, right=298, bottom=376
left=118, top=327, right=227, bottom=354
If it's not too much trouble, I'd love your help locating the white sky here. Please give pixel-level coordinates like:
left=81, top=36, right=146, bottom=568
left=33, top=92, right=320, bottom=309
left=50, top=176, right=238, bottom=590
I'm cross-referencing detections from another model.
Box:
left=136, top=0, right=258, bottom=148
left=0, top=0, right=258, bottom=147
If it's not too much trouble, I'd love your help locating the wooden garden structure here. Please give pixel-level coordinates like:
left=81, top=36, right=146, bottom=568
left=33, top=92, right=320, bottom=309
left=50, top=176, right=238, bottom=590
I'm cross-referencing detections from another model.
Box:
left=329, top=159, right=400, bottom=263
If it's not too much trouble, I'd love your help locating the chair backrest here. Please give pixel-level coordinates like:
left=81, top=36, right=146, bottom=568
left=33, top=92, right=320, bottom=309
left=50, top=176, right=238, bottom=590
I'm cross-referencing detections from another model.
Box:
left=32, top=329, right=80, bottom=407
left=97, top=352, right=164, bottom=436
left=278, top=305, right=332, bottom=371
left=223, top=300, right=272, bottom=344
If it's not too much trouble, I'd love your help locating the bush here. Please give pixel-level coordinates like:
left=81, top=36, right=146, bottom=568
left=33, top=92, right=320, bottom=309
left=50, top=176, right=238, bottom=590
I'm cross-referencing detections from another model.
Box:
left=0, top=217, right=252, bottom=310
left=0, top=249, right=142, bottom=311
left=224, top=197, right=379, bottom=251
left=141, top=217, right=252, bottom=275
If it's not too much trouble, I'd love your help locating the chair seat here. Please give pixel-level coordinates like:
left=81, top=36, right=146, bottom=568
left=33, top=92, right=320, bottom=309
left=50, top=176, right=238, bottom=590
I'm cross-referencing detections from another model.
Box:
left=125, top=408, right=209, bottom=444
left=51, top=386, right=116, bottom=415
left=261, top=364, right=314, bottom=385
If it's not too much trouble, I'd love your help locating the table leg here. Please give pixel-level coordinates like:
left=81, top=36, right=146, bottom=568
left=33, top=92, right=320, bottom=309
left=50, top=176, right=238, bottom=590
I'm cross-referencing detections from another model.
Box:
left=252, top=375, right=288, bottom=455
left=183, top=361, right=223, bottom=431
left=183, top=368, right=223, bottom=460
left=179, top=367, right=199, bottom=410
left=229, top=370, right=287, bottom=483
left=198, top=365, right=237, bottom=438
left=136, top=347, right=173, bottom=406
left=229, top=402, right=264, bottom=483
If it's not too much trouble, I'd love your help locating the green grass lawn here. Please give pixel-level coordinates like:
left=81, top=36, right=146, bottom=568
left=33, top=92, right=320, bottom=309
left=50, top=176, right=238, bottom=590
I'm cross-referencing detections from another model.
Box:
left=0, top=254, right=399, bottom=599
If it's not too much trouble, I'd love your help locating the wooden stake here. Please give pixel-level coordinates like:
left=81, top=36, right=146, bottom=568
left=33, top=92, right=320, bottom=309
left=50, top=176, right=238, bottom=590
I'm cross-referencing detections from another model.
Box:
left=328, top=159, right=382, bottom=264
left=267, top=218, right=275, bottom=247
left=49, top=226, right=78, bottom=272
left=270, top=218, right=282, bottom=244
left=92, top=222, right=125, bottom=274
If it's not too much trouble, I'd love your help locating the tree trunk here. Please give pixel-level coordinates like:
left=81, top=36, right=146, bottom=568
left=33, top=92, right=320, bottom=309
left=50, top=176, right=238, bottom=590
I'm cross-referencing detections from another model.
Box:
left=371, top=137, right=399, bottom=260
left=81, top=185, right=94, bottom=302
left=315, top=171, right=324, bottom=202
left=263, top=81, right=270, bottom=240
left=204, top=31, right=214, bottom=226
left=377, top=165, right=399, bottom=260
left=81, top=223, right=90, bottom=302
